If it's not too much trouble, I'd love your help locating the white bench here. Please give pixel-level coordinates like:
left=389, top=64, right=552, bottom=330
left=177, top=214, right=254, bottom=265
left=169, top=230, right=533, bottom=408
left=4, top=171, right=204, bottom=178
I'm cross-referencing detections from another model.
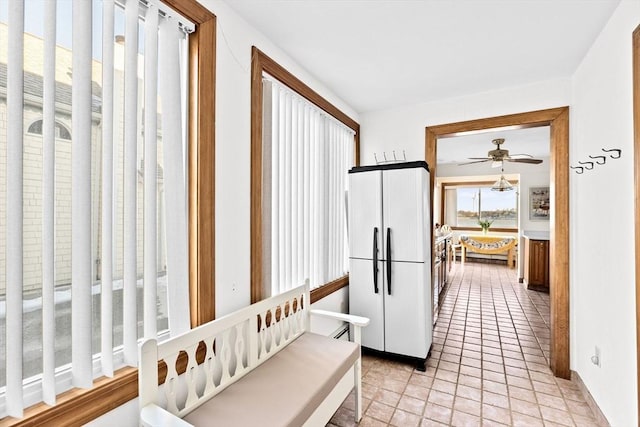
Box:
left=138, top=283, right=369, bottom=426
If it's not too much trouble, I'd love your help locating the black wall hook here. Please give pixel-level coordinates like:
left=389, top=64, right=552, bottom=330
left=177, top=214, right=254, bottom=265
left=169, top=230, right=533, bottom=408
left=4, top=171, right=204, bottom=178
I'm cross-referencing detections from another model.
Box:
left=570, top=166, right=584, bottom=174
left=577, top=161, right=594, bottom=170
left=588, top=155, right=606, bottom=165
left=602, top=148, right=622, bottom=159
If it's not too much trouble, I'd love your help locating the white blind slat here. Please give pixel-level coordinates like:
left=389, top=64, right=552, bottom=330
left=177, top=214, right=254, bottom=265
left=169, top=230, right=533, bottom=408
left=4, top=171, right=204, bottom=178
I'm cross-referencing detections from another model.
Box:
left=160, top=17, right=190, bottom=336
left=291, top=98, right=298, bottom=288
left=6, top=0, right=25, bottom=416
left=284, top=92, right=292, bottom=289
left=143, top=3, right=159, bottom=340
left=302, top=106, right=310, bottom=283
left=71, top=0, right=94, bottom=389
left=123, top=0, right=140, bottom=366
left=268, top=81, right=279, bottom=295
left=311, top=111, right=320, bottom=286
left=296, top=103, right=304, bottom=285
left=100, top=0, right=115, bottom=378
left=278, top=89, right=286, bottom=288
left=42, top=0, right=57, bottom=404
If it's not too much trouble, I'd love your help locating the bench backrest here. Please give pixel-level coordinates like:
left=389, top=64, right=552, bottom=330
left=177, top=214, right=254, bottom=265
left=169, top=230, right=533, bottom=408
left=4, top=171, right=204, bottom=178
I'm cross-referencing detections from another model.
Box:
left=139, top=283, right=311, bottom=418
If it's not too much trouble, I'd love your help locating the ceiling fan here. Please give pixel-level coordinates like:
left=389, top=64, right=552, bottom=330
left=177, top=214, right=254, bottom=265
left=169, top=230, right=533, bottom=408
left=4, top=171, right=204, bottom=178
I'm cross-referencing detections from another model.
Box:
left=458, top=138, right=543, bottom=168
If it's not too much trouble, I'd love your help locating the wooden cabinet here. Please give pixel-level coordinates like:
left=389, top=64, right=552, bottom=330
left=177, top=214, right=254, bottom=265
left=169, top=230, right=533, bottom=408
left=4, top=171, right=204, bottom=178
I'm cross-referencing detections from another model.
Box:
left=432, top=235, right=450, bottom=324
left=524, top=238, right=549, bottom=292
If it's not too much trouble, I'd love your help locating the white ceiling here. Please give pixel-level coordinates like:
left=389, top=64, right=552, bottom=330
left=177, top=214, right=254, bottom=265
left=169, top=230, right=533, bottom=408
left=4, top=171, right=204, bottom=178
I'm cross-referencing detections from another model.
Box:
left=437, top=126, right=550, bottom=165
left=223, top=0, right=620, bottom=113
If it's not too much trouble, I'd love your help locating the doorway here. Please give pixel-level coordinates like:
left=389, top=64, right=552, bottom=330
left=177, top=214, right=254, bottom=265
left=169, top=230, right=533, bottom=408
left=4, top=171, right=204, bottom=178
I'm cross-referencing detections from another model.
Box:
left=425, top=107, right=570, bottom=379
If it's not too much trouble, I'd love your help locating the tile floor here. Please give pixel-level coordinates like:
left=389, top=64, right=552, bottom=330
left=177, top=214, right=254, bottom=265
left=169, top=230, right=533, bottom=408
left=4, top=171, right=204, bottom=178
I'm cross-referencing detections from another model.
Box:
left=328, top=261, right=603, bottom=427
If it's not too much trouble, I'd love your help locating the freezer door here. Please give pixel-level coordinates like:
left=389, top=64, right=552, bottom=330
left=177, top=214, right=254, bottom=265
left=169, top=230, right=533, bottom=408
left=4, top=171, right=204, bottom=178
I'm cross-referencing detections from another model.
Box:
left=348, top=169, right=382, bottom=260
left=383, top=261, right=431, bottom=359
left=349, top=258, right=384, bottom=351
left=382, top=166, right=430, bottom=263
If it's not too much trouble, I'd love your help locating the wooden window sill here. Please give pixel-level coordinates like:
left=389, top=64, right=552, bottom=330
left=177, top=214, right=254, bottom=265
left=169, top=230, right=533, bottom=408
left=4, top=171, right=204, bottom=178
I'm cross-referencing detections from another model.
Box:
left=0, top=367, right=138, bottom=427
left=310, top=275, right=349, bottom=304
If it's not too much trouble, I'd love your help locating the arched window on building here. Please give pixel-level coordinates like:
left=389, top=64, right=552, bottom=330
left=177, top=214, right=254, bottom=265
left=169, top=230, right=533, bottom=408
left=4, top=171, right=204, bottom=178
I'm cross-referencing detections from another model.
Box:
left=27, top=119, right=72, bottom=140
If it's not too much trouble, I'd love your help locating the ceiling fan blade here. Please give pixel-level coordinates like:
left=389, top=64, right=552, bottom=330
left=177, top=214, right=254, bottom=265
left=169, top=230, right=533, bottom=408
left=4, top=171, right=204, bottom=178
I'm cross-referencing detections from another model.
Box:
left=458, top=159, right=491, bottom=166
left=506, top=158, right=543, bottom=164
left=466, top=157, right=493, bottom=160
left=507, top=153, right=534, bottom=158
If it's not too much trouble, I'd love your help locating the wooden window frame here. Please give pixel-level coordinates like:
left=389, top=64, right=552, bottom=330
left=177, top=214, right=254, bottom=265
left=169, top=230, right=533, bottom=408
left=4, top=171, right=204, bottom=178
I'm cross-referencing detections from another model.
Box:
left=633, top=23, right=640, bottom=424
left=439, top=180, right=520, bottom=233
left=250, top=47, right=360, bottom=304
left=0, top=1, right=215, bottom=425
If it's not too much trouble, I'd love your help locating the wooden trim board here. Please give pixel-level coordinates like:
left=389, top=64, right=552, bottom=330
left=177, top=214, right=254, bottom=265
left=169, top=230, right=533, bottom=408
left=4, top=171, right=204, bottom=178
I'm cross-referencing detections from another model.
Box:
left=188, top=15, right=216, bottom=328
left=632, top=23, right=640, bottom=425
left=426, top=107, right=571, bottom=379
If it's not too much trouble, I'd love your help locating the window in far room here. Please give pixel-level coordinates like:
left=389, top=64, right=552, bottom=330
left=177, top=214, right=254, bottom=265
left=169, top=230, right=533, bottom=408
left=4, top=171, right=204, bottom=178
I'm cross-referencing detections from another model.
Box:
left=442, top=182, right=519, bottom=231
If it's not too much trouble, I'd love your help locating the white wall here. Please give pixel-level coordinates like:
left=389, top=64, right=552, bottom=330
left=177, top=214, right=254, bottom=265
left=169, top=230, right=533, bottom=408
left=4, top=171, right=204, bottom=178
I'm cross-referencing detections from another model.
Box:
left=359, top=78, right=570, bottom=165
left=569, top=1, right=639, bottom=425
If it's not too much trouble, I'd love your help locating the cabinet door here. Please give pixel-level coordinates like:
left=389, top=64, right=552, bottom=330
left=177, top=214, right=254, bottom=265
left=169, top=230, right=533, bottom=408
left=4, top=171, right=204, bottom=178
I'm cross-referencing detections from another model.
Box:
left=382, top=167, right=429, bottom=263
left=384, top=261, right=431, bottom=359
left=348, top=170, right=382, bottom=260
left=349, top=258, right=385, bottom=351
left=530, top=240, right=549, bottom=285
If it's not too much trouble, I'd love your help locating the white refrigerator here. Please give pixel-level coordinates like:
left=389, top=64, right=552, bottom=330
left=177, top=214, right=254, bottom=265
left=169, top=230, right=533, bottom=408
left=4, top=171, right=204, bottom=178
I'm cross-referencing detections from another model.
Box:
left=348, top=161, right=432, bottom=363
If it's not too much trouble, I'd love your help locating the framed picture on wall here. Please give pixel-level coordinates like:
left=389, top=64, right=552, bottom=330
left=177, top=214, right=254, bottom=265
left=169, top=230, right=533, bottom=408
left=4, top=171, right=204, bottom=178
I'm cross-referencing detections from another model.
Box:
left=529, top=187, right=550, bottom=220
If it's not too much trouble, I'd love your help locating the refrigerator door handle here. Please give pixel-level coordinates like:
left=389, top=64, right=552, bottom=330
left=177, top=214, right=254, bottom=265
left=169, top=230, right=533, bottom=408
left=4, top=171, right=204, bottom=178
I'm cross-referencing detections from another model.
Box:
left=373, top=227, right=379, bottom=294
left=386, top=227, right=392, bottom=295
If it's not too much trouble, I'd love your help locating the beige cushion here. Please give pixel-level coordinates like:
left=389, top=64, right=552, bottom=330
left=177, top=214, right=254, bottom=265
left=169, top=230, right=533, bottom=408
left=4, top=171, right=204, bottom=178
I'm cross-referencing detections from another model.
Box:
left=184, top=332, right=359, bottom=427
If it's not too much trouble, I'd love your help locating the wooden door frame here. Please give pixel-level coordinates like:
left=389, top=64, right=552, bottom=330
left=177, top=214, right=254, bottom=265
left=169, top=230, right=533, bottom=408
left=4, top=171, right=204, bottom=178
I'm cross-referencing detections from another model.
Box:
left=632, top=23, right=640, bottom=425
left=425, top=106, right=571, bottom=379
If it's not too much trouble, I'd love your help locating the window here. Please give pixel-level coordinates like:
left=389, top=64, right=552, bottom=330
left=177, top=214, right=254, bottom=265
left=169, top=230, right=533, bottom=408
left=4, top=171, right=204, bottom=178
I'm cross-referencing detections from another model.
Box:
left=0, top=0, right=213, bottom=422
left=262, top=77, right=354, bottom=296
left=27, top=119, right=72, bottom=140
left=251, top=48, right=360, bottom=303
left=442, top=182, right=519, bottom=230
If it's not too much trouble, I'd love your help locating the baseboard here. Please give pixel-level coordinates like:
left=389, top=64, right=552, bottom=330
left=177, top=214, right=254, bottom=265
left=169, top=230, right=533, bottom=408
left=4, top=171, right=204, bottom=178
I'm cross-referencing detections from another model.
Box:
left=571, top=370, right=610, bottom=426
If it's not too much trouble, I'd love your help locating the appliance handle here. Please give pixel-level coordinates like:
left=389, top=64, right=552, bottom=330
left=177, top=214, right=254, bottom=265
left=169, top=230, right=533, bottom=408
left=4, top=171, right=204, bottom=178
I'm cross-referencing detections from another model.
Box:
left=386, top=227, right=392, bottom=295
left=373, top=227, right=379, bottom=294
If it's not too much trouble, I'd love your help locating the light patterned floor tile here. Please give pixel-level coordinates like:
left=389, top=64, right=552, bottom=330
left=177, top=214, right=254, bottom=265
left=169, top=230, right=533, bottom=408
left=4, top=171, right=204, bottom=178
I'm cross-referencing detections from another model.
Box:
left=328, top=263, right=600, bottom=427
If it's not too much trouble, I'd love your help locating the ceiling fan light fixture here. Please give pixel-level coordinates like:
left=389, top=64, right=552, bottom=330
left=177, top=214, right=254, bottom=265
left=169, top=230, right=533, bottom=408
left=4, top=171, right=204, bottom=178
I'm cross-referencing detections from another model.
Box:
left=491, top=170, right=514, bottom=192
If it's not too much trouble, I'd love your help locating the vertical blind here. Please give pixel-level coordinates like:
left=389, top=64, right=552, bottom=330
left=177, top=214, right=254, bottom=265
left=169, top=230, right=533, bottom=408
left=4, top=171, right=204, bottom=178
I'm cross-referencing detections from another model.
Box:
left=0, top=0, right=192, bottom=417
left=262, top=77, right=355, bottom=296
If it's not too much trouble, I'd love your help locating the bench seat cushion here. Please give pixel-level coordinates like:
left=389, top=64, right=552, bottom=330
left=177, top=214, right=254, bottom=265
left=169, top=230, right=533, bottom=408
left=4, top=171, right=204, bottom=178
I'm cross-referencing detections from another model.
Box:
left=183, top=332, right=359, bottom=427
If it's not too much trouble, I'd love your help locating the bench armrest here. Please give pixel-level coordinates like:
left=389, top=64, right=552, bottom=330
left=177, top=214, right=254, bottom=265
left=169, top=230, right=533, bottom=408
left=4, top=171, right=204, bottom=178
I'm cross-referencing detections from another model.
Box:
left=310, top=309, right=370, bottom=327
left=140, top=404, right=194, bottom=427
